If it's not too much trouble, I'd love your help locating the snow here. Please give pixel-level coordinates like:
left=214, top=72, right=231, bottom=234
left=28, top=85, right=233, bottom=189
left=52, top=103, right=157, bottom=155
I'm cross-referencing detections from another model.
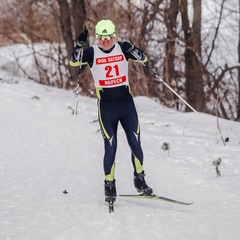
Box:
left=1, top=80, right=240, bottom=240
left=1, top=68, right=240, bottom=239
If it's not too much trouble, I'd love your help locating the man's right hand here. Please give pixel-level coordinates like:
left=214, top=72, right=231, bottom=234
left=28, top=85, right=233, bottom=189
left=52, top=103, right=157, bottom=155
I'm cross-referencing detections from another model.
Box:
left=76, top=27, right=88, bottom=47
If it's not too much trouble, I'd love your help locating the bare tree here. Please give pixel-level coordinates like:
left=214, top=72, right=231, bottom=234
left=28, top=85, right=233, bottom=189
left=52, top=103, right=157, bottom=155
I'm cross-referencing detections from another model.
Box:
left=163, top=0, right=179, bottom=108
left=1, top=0, right=240, bottom=120
left=56, top=0, right=87, bottom=88
left=238, top=0, right=240, bottom=120
left=202, top=0, right=240, bottom=120
left=180, top=0, right=205, bottom=112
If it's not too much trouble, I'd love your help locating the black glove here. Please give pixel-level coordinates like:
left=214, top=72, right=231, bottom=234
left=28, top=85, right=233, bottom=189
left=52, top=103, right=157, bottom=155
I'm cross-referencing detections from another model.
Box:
left=121, top=41, right=134, bottom=53
left=76, top=27, right=88, bottom=47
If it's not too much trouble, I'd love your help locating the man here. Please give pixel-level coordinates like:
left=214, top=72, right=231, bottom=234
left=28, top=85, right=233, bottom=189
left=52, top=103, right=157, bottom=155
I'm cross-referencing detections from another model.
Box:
left=70, top=19, right=153, bottom=204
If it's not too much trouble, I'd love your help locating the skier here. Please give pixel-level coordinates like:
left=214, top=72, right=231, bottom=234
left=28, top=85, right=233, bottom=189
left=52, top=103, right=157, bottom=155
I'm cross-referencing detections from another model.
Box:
left=69, top=19, right=153, bottom=204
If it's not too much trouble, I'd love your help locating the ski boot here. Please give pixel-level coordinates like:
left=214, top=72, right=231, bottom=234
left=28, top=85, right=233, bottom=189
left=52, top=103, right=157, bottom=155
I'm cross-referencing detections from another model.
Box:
left=134, top=171, right=153, bottom=195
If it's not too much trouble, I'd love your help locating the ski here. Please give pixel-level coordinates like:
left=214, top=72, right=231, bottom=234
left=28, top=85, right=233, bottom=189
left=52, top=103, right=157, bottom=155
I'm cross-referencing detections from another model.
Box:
left=108, top=201, right=114, bottom=213
left=119, top=194, right=193, bottom=206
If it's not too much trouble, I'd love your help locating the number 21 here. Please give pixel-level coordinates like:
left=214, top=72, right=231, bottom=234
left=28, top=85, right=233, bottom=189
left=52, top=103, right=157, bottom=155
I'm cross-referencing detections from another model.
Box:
left=105, top=65, right=119, bottom=78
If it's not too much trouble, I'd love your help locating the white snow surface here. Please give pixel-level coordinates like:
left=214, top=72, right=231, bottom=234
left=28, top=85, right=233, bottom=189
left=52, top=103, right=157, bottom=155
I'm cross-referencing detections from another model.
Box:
left=1, top=79, right=240, bottom=240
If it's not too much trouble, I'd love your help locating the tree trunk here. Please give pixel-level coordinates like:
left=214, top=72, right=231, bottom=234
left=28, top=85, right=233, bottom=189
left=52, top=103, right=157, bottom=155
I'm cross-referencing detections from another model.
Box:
left=57, top=0, right=87, bottom=89
left=193, top=0, right=202, bottom=58
left=180, top=0, right=205, bottom=112
left=57, top=0, right=76, bottom=88
left=70, top=0, right=90, bottom=91
left=71, top=0, right=87, bottom=39
left=238, top=0, right=240, bottom=120
left=163, top=0, right=179, bottom=108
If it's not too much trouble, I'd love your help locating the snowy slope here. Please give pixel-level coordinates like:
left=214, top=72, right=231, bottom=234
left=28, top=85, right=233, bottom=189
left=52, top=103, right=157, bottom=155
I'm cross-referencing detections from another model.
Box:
left=1, top=80, right=240, bottom=240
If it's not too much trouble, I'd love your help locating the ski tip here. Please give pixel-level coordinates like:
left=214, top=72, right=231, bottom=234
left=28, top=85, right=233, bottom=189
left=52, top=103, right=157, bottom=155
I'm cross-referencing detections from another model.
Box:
left=175, top=201, right=193, bottom=205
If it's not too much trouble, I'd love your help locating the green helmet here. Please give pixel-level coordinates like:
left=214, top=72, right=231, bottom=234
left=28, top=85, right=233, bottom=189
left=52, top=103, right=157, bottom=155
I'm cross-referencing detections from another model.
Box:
left=95, top=19, right=116, bottom=38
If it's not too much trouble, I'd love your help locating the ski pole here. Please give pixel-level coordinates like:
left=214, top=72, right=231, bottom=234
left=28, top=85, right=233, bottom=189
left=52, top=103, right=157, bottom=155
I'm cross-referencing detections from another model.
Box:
left=130, top=51, right=229, bottom=143
left=63, top=48, right=83, bottom=194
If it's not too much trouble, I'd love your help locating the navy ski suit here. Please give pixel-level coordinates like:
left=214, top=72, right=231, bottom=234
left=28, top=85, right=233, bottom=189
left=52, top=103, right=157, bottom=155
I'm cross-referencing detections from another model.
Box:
left=70, top=42, right=148, bottom=181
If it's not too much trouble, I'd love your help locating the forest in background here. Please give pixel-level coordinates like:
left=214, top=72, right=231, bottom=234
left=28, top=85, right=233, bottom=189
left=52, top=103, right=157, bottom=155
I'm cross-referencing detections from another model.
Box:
left=0, top=0, right=240, bottom=121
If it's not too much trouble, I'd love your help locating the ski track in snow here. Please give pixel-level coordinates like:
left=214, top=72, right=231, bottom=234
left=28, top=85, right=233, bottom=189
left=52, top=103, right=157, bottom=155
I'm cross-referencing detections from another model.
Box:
left=1, top=80, right=240, bottom=240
